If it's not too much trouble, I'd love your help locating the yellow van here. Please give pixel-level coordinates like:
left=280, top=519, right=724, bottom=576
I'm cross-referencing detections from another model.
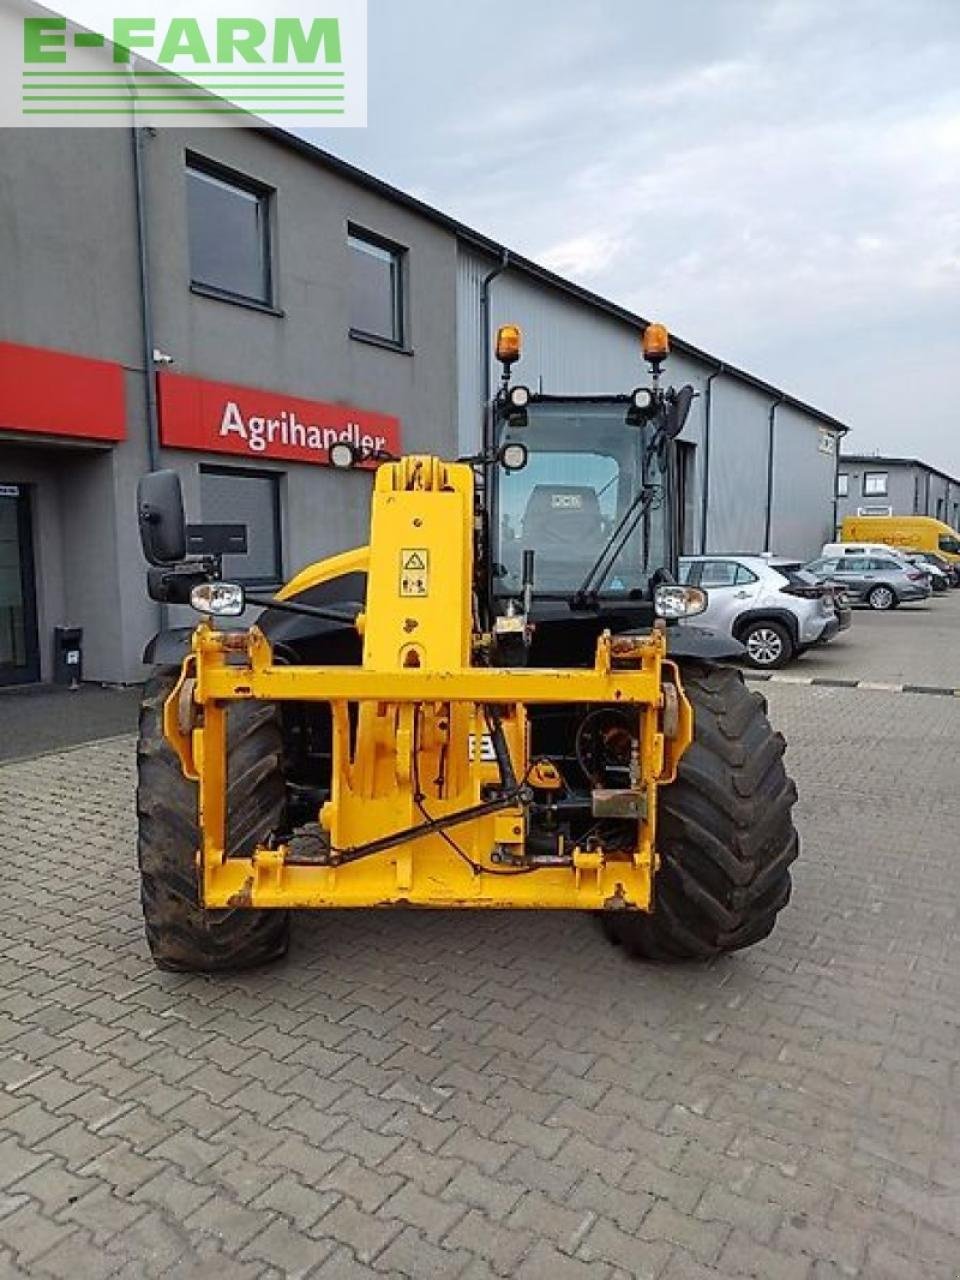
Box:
left=841, top=515, right=960, bottom=564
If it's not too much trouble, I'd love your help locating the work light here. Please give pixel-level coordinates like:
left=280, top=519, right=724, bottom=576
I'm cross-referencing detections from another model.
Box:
left=190, top=581, right=245, bottom=617
left=653, top=584, right=707, bottom=619
left=329, top=442, right=356, bottom=470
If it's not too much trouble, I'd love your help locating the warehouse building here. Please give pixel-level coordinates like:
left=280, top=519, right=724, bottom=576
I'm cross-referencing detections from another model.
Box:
left=837, top=454, right=960, bottom=530
left=0, top=127, right=849, bottom=687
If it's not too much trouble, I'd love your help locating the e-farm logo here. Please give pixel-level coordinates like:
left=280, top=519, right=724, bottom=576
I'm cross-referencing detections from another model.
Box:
left=5, top=0, right=366, bottom=126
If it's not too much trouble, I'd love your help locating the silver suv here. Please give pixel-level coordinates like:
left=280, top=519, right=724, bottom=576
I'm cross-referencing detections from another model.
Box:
left=678, top=554, right=845, bottom=669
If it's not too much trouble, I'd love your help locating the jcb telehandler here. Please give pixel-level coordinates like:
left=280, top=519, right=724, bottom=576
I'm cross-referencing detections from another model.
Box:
left=136, top=323, right=798, bottom=971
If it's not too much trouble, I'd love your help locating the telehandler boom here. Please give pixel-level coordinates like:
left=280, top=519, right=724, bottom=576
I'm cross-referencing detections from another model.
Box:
left=136, top=323, right=798, bottom=971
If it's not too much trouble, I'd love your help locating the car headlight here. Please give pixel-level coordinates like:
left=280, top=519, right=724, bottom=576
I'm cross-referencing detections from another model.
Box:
left=190, top=581, right=246, bottom=617
left=654, top=584, right=707, bottom=619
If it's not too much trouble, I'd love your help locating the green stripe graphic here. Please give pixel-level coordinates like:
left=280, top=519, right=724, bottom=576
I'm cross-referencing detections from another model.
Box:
left=23, top=95, right=345, bottom=101
left=22, top=69, right=345, bottom=77
left=22, top=107, right=346, bottom=114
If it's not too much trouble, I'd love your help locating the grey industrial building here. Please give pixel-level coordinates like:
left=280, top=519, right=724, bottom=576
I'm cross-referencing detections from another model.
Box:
left=837, top=454, right=960, bottom=529
left=0, top=126, right=849, bottom=687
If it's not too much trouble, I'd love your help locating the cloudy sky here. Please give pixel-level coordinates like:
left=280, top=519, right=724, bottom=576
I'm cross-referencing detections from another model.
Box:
left=312, top=0, right=960, bottom=473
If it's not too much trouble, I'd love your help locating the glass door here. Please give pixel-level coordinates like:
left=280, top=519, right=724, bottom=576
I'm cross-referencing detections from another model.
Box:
left=0, top=485, right=40, bottom=686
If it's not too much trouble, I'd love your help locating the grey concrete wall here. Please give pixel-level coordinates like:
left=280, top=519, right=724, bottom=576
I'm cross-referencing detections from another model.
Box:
left=0, top=130, right=140, bottom=366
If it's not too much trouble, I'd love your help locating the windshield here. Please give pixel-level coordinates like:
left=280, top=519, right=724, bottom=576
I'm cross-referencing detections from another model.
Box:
left=493, top=400, right=666, bottom=597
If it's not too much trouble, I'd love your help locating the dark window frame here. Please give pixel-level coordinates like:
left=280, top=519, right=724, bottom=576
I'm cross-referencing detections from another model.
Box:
left=836, top=472, right=849, bottom=498
left=861, top=471, right=888, bottom=497
left=199, top=464, right=283, bottom=587
left=347, top=223, right=408, bottom=350
left=186, top=153, right=275, bottom=309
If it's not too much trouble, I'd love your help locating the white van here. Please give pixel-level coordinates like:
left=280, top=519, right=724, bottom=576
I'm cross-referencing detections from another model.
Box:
left=820, top=542, right=910, bottom=562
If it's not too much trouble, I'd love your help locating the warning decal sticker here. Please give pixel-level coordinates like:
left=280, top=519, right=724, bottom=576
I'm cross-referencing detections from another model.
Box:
left=400, top=548, right=429, bottom=597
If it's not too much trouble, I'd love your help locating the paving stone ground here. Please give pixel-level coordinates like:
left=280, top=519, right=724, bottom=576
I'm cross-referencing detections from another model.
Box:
left=1, top=625, right=959, bottom=1277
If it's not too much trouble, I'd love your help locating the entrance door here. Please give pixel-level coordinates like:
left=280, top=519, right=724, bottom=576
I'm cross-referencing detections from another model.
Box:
left=0, top=485, right=40, bottom=686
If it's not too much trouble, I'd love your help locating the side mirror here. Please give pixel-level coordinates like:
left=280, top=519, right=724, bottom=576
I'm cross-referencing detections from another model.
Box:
left=663, top=385, right=695, bottom=439
left=138, top=469, right=186, bottom=566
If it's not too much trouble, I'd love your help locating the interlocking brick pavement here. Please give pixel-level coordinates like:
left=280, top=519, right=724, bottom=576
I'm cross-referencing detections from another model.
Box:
left=2, top=681, right=960, bottom=1278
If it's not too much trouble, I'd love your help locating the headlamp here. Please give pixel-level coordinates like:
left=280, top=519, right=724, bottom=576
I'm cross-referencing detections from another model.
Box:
left=190, top=581, right=246, bottom=617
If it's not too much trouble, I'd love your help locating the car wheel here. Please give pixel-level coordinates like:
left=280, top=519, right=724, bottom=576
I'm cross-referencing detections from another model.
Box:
left=867, top=585, right=895, bottom=611
left=741, top=620, right=793, bottom=670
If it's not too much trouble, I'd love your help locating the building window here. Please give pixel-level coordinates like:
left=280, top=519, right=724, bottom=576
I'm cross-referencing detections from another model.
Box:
left=862, top=471, right=888, bottom=497
left=936, top=497, right=944, bottom=520
left=187, top=158, right=272, bottom=306
left=348, top=228, right=405, bottom=346
left=199, top=467, right=282, bottom=585
left=837, top=473, right=849, bottom=498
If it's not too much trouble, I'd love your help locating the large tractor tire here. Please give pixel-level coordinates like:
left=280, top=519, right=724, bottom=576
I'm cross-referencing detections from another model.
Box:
left=605, top=661, right=798, bottom=960
left=136, top=668, right=289, bottom=972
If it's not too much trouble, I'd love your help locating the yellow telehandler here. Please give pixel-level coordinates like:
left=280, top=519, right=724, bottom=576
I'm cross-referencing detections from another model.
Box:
left=136, top=323, right=798, bottom=971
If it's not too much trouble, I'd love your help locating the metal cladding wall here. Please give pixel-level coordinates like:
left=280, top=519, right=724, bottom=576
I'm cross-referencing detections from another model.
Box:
left=457, top=246, right=841, bottom=560
left=770, top=404, right=839, bottom=558
left=704, top=377, right=770, bottom=553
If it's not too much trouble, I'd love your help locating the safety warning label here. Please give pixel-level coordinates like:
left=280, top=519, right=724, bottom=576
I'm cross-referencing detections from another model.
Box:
left=400, top=548, right=429, bottom=597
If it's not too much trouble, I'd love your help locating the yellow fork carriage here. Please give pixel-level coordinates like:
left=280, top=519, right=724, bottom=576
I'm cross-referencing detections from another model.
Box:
left=165, top=456, right=692, bottom=914
left=136, top=323, right=799, bottom=971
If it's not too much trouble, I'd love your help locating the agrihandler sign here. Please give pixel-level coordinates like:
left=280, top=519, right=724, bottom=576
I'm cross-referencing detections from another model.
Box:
left=157, top=371, right=401, bottom=468
left=0, top=0, right=366, bottom=126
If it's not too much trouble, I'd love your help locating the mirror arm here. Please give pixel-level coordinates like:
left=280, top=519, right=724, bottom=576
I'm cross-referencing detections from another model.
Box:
left=243, top=594, right=360, bottom=626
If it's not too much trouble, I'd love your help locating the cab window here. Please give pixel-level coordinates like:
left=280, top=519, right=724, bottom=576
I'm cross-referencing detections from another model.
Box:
left=938, top=535, right=960, bottom=554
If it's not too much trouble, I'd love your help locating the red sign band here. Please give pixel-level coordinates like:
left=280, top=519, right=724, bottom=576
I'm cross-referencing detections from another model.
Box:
left=158, top=372, right=401, bottom=467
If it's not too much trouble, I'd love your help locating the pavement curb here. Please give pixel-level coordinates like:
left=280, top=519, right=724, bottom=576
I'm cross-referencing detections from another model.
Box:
left=743, top=673, right=960, bottom=698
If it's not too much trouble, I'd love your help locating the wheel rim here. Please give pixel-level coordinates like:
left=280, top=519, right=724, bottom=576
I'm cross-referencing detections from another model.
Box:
left=870, top=587, right=893, bottom=609
left=746, top=627, right=784, bottom=665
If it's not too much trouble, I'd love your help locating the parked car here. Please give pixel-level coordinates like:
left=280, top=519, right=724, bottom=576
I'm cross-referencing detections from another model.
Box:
left=905, top=553, right=950, bottom=593
left=804, top=553, right=931, bottom=610
left=907, top=549, right=959, bottom=587
left=678, top=555, right=845, bottom=669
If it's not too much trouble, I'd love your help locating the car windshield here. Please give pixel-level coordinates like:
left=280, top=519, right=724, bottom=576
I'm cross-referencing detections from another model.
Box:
left=939, top=535, right=960, bottom=554
left=494, top=400, right=665, bottom=597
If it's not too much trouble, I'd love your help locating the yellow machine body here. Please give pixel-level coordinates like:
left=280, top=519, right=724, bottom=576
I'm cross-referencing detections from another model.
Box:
left=165, top=456, right=693, bottom=912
